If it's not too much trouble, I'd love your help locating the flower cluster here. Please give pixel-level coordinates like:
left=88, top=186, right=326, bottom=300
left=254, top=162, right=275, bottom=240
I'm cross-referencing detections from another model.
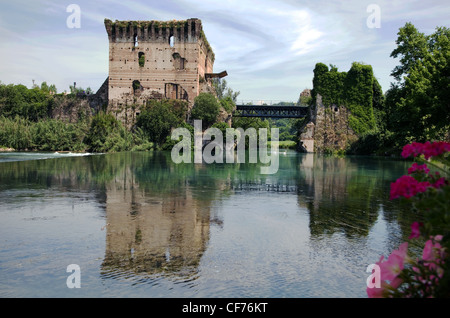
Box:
left=401, top=141, right=450, bottom=160
left=390, top=175, right=431, bottom=199
left=390, top=141, right=449, bottom=200
left=368, top=141, right=449, bottom=298
left=407, top=163, right=430, bottom=174
left=368, top=228, right=446, bottom=298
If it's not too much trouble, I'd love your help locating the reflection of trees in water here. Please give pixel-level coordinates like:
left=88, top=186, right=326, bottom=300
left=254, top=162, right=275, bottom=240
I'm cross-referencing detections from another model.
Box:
left=0, top=151, right=416, bottom=280
left=296, top=154, right=413, bottom=239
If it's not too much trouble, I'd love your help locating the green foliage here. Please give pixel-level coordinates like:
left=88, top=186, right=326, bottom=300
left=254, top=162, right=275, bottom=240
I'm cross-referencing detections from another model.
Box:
left=161, top=121, right=194, bottom=151
left=0, top=116, right=34, bottom=150
left=298, top=95, right=312, bottom=107
left=0, top=116, right=89, bottom=151
left=232, top=116, right=270, bottom=131
left=220, top=96, right=235, bottom=114
left=40, top=82, right=57, bottom=94
left=0, top=83, right=54, bottom=121
left=348, top=130, right=397, bottom=156
left=312, top=63, right=347, bottom=107
left=312, top=62, right=377, bottom=136
left=84, top=112, right=131, bottom=153
left=212, top=79, right=240, bottom=103
left=138, top=52, right=145, bottom=67
left=385, top=23, right=450, bottom=145
left=232, top=116, right=271, bottom=147
left=69, top=85, right=92, bottom=95
left=211, top=122, right=229, bottom=135
left=390, top=22, right=428, bottom=82
left=191, top=93, right=220, bottom=128
left=268, top=118, right=298, bottom=141
left=136, top=99, right=187, bottom=147
left=32, top=119, right=88, bottom=151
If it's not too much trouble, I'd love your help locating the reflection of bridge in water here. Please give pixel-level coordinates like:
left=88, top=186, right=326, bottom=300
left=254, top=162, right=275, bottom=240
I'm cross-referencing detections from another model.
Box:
left=96, top=152, right=401, bottom=285
left=230, top=182, right=298, bottom=193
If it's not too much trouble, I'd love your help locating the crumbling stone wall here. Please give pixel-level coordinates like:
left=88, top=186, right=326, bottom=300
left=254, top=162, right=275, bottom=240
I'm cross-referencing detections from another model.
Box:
left=51, top=95, right=93, bottom=123
left=298, top=94, right=357, bottom=153
left=51, top=78, right=109, bottom=123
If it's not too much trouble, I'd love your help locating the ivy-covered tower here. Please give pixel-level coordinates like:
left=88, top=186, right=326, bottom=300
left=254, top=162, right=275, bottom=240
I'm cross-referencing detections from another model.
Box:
left=103, top=18, right=226, bottom=125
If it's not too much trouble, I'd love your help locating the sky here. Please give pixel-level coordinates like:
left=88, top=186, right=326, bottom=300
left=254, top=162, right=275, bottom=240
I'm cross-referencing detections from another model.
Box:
left=0, top=0, right=449, bottom=103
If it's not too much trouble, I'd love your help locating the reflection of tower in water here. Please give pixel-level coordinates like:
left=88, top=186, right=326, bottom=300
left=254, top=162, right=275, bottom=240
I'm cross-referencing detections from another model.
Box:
left=100, top=169, right=211, bottom=281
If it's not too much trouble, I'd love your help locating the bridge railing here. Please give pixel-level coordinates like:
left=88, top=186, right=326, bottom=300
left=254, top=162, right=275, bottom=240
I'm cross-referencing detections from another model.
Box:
left=233, top=104, right=309, bottom=118
left=236, top=100, right=298, bottom=106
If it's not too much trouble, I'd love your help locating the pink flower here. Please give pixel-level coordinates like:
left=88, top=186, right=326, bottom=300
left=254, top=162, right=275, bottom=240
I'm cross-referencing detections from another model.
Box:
left=432, top=177, right=446, bottom=189
left=401, top=141, right=450, bottom=159
left=380, top=242, right=408, bottom=281
left=390, top=175, right=431, bottom=200
left=422, top=236, right=444, bottom=262
left=423, top=141, right=450, bottom=159
left=409, top=222, right=423, bottom=239
left=421, top=236, right=445, bottom=279
left=367, top=243, right=409, bottom=298
left=401, top=142, right=424, bottom=158
left=367, top=284, right=384, bottom=298
left=407, top=163, right=430, bottom=175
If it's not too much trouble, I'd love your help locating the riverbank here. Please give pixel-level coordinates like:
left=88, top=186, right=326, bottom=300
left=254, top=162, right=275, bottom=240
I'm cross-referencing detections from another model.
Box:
left=268, top=140, right=297, bottom=149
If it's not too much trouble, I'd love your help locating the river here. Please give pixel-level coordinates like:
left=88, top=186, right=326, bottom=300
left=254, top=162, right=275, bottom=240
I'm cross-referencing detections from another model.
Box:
left=0, top=150, right=417, bottom=297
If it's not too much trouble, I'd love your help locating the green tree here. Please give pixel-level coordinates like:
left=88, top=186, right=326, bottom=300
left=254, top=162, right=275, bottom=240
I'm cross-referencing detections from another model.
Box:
left=40, top=82, right=57, bottom=95
left=386, top=23, right=450, bottom=143
left=212, top=79, right=240, bottom=103
left=136, top=99, right=185, bottom=147
left=84, top=112, right=130, bottom=152
left=390, top=22, right=428, bottom=82
left=0, top=83, right=53, bottom=121
left=220, top=96, right=235, bottom=114
left=191, top=93, right=220, bottom=128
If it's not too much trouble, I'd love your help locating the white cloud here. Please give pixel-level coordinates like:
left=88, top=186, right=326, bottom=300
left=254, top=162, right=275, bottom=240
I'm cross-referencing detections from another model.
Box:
left=0, top=0, right=449, bottom=100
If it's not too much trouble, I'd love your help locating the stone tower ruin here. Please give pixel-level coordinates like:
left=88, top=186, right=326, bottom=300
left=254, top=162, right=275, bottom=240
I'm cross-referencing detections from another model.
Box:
left=104, top=18, right=227, bottom=125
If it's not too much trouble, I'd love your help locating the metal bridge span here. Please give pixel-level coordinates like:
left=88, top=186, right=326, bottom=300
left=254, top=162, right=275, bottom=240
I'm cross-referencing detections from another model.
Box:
left=233, top=104, right=309, bottom=119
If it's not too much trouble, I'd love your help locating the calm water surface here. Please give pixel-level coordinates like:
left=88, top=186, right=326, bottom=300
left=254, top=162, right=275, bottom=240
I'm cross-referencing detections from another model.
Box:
left=0, top=151, right=417, bottom=297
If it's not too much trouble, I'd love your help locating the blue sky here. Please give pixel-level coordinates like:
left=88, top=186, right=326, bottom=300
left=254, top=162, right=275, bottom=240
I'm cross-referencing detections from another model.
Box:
left=0, top=0, right=449, bottom=102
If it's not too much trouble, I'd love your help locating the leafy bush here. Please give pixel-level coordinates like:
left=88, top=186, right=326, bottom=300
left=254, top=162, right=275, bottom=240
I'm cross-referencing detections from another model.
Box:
left=32, top=119, right=88, bottom=151
left=0, top=83, right=54, bottom=121
left=0, top=116, right=34, bottom=150
left=220, top=96, right=235, bottom=114
left=136, top=99, right=186, bottom=148
left=84, top=112, right=131, bottom=153
left=0, top=116, right=89, bottom=151
left=191, top=93, right=220, bottom=128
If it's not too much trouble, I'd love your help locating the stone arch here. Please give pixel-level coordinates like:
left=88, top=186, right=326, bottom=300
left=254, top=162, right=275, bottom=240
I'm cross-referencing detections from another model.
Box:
left=132, top=80, right=142, bottom=95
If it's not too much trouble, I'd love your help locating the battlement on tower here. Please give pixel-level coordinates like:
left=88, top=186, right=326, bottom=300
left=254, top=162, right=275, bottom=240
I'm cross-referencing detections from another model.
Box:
left=104, top=18, right=215, bottom=62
